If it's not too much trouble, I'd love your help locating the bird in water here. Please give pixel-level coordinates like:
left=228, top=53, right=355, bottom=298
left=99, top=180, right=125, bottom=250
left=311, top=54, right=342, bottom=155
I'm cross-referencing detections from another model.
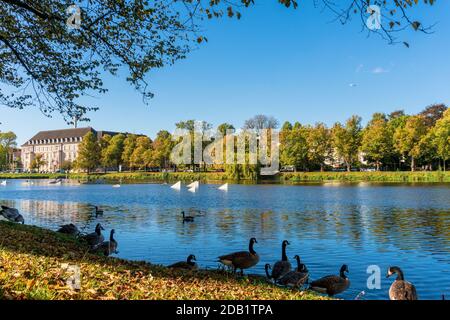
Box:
left=92, top=229, right=118, bottom=256
left=271, top=240, right=291, bottom=280
left=386, top=266, right=418, bottom=300
left=181, top=211, right=194, bottom=222
left=218, top=237, right=260, bottom=275
left=310, top=264, right=350, bottom=297
left=82, top=223, right=105, bottom=246
left=94, top=206, right=104, bottom=216
left=0, top=205, right=24, bottom=224
left=57, top=223, right=80, bottom=236
left=168, top=254, right=198, bottom=270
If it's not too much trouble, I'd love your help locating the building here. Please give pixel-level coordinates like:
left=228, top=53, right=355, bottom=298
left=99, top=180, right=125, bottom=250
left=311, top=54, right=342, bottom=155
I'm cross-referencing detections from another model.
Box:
left=21, top=127, right=121, bottom=172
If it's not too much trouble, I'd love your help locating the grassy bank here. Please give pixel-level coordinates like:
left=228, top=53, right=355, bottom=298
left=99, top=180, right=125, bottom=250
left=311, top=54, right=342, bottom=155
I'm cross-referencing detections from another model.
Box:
left=1, top=171, right=449, bottom=183
left=0, top=221, right=325, bottom=300
left=281, top=171, right=450, bottom=183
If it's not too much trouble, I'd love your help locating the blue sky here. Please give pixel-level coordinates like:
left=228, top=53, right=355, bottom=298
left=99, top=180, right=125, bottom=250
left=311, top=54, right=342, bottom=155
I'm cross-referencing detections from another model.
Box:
left=1, top=1, right=450, bottom=144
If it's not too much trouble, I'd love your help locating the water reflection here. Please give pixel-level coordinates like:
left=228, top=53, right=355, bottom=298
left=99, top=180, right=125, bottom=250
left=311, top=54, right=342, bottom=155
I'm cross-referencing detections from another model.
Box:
left=0, top=180, right=449, bottom=300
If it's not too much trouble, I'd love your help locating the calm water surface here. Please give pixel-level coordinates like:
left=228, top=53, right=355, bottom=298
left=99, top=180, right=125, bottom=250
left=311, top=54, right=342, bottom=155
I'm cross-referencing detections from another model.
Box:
left=1, top=179, right=449, bottom=300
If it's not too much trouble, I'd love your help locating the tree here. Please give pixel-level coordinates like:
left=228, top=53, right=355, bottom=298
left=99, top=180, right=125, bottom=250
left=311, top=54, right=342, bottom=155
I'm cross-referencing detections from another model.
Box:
left=332, top=115, right=362, bottom=172
left=175, top=120, right=212, bottom=170
left=360, top=114, right=393, bottom=171
left=431, top=109, right=450, bottom=171
left=130, top=136, right=152, bottom=170
left=122, top=134, right=138, bottom=169
left=76, top=132, right=100, bottom=174
left=60, top=160, right=73, bottom=172
left=102, top=134, right=125, bottom=170
left=30, top=153, right=46, bottom=172
left=307, top=123, right=332, bottom=171
left=217, top=123, right=235, bottom=136
left=280, top=122, right=308, bottom=171
left=0, top=1, right=433, bottom=120
left=419, top=103, right=448, bottom=127
left=0, top=131, right=17, bottom=170
left=151, top=130, right=174, bottom=169
left=394, top=116, right=427, bottom=171
left=243, top=115, right=279, bottom=133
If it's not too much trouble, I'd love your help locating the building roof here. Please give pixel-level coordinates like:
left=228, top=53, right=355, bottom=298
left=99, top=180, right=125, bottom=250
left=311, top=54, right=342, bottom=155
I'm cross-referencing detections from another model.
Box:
left=22, top=127, right=96, bottom=146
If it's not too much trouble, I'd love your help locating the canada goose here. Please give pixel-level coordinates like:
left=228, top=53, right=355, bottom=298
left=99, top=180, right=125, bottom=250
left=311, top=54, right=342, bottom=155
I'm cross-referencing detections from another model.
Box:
left=94, top=206, right=104, bottom=216
left=57, top=223, right=80, bottom=236
left=182, top=211, right=194, bottom=222
left=277, top=255, right=309, bottom=288
left=218, top=237, right=260, bottom=275
left=310, top=264, right=350, bottom=296
left=168, top=254, right=198, bottom=270
left=0, top=205, right=25, bottom=224
left=82, top=223, right=105, bottom=246
left=271, top=240, right=291, bottom=280
left=93, top=229, right=118, bottom=256
left=387, top=266, right=418, bottom=300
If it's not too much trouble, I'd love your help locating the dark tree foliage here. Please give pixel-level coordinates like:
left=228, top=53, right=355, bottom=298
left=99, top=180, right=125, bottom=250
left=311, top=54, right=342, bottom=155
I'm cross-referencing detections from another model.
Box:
left=419, top=103, right=448, bottom=127
left=0, top=0, right=435, bottom=120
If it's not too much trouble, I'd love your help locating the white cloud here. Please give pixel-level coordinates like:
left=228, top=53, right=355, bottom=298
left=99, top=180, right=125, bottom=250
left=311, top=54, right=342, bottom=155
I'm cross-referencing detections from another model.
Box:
left=372, top=67, right=390, bottom=74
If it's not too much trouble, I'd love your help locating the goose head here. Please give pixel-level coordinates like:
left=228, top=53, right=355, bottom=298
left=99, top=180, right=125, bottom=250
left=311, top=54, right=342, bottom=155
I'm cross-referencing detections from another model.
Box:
left=16, top=215, right=25, bottom=224
left=340, top=264, right=349, bottom=278
left=248, top=237, right=257, bottom=254
left=187, top=254, right=196, bottom=263
left=386, top=266, right=404, bottom=280
left=95, top=223, right=105, bottom=234
left=282, top=240, right=290, bottom=247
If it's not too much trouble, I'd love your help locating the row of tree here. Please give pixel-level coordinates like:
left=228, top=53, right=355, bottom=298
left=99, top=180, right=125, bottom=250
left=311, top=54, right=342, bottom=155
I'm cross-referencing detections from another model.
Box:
left=73, top=104, right=449, bottom=175
left=281, top=104, right=449, bottom=172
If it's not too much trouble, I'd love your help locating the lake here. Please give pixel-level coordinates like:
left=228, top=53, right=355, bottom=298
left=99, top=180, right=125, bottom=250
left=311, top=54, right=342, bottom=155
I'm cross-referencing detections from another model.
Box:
left=1, top=179, right=449, bottom=300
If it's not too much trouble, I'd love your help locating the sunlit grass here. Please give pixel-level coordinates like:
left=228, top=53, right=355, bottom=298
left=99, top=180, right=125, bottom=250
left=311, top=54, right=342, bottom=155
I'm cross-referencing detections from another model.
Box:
left=0, top=222, right=327, bottom=300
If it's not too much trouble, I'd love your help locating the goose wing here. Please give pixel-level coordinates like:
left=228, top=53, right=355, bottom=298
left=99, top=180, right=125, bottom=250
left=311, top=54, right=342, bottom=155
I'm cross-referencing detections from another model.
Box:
left=310, top=275, right=349, bottom=295
left=272, top=260, right=291, bottom=280
left=389, top=280, right=418, bottom=300
left=1, top=206, right=19, bottom=219
left=219, top=251, right=259, bottom=269
left=168, top=261, right=197, bottom=270
left=278, top=271, right=309, bottom=287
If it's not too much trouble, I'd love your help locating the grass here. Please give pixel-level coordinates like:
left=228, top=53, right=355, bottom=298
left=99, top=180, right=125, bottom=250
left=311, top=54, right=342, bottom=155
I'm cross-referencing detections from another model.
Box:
left=0, top=221, right=327, bottom=300
left=281, top=171, right=450, bottom=183
left=2, top=171, right=448, bottom=183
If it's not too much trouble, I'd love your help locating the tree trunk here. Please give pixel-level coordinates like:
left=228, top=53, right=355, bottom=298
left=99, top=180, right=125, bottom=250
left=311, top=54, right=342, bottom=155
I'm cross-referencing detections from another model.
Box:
left=376, top=161, right=380, bottom=171
left=346, top=163, right=351, bottom=172
left=411, top=156, right=415, bottom=172
left=444, top=159, right=446, bottom=172
left=320, top=164, right=324, bottom=172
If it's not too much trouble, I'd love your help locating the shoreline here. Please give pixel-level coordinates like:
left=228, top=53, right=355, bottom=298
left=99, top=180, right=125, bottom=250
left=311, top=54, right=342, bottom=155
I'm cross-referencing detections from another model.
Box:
left=0, top=221, right=326, bottom=300
left=1, top=171, right=449, bottom=184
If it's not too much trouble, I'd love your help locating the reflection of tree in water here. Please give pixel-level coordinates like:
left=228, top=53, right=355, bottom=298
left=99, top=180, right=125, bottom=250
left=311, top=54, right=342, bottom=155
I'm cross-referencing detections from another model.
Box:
left=1, top=197, right=449, bottom=263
